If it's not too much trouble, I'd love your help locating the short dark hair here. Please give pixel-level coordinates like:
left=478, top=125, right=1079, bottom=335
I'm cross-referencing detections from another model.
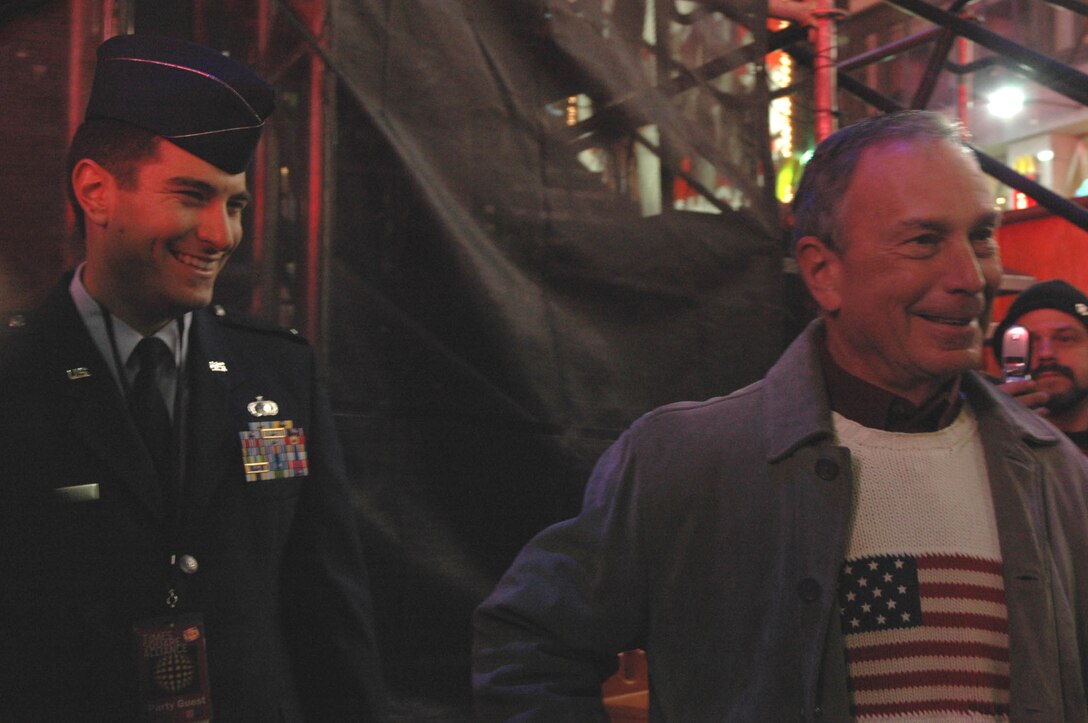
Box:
left=790, top=110, right=969, bottom=252
left=65, top=118, right=161, bottom=238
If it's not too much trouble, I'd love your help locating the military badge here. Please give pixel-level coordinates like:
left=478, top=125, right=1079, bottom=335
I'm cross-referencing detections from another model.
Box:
left=239, top=420, right=309, bottom=481
left=246, top=396, right=279, bottom=417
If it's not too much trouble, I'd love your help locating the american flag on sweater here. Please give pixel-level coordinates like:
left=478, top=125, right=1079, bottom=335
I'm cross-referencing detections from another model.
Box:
left=838, top=553, right=1010, bottom=719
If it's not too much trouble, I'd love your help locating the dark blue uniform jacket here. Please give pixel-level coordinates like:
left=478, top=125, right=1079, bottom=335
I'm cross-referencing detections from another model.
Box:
left=0, top=279, right=386, bottom=722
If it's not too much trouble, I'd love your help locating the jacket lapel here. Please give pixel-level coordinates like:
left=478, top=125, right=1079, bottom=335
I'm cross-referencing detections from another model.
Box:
left=967, top=375, right=1063, bottom=720
left=40, top=283, right=165, bottom=517
left=182, top=310, right=246, bottom=511
left=763, top=321, right=855, bottom=720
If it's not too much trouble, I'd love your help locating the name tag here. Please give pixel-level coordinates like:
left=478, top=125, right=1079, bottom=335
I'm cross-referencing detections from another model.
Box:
left=53, top=483, right=100, bottom=503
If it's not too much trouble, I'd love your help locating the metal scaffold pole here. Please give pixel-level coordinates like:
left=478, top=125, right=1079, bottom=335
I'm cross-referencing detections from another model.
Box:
left=811, top=0, right=847, bottom=141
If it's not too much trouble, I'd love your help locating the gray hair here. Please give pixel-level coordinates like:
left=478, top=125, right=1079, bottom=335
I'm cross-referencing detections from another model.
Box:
left=790, top=110, right=969, bottom=252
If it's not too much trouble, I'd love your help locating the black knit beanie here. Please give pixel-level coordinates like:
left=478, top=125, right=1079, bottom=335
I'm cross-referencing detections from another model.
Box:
left=992, top=279, right=1088, bottom=359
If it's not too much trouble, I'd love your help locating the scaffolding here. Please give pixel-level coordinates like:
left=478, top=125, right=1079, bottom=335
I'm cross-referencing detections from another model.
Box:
left=805, top=0, right=1088, bottom=231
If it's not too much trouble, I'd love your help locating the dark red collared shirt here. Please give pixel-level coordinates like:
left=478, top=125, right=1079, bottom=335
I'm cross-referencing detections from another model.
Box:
left=819, top=340, right=963, bottom=433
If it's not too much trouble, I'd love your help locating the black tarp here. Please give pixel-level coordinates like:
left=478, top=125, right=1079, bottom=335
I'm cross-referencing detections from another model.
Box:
left=321, top=1, right=790, bottom=716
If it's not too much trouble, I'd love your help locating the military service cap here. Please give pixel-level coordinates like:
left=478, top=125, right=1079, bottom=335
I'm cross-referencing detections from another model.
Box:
left=84, top=34, right=275, bottom=173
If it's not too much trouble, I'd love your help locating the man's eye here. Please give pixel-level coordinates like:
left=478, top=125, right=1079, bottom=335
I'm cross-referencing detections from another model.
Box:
left=903, top=235, right=941, bottom=257
left=971, top=236, right=998, bottom=258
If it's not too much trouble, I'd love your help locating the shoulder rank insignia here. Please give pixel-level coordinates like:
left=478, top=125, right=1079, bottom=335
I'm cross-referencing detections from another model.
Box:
left=211, top=305, right=308, bottom=343
left=239, top=420, right=309, bottom=481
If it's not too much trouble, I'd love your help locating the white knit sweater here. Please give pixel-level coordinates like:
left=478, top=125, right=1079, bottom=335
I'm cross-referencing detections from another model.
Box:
left=832, top=406, right=1010, bottom=721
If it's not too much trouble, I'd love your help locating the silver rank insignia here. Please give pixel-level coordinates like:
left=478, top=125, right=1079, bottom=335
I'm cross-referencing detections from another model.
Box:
left=239, top=420, right=309, bottom=481
left=208, top=361, right=228, bottom=372
left=246, top=396, right=279, bottom=417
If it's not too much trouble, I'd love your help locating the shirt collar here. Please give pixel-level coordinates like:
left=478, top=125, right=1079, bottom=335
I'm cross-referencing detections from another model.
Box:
left=819, top=336, right=963, bottom=433
left=69, top=264, right=189, bottom=373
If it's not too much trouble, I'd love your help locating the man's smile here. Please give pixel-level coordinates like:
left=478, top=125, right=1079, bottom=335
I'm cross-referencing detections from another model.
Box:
left=171, top=249, right=222, bottom=272
left=914, top=312, right=974, bottom=327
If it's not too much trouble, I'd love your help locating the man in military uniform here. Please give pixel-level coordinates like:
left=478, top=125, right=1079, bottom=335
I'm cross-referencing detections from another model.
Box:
left=0, top=35, right=386, bottom=721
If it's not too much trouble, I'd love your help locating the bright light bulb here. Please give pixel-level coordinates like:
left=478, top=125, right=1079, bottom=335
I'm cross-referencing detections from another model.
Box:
left=988, top=86, right=1025, bottom=119
left=1036, top=149, right=1055, bottom=163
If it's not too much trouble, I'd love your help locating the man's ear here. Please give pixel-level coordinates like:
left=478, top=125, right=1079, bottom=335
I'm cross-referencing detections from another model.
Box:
left=70, top=159, right=114, bottom=229
left=795, top=235, right=842, bottom=314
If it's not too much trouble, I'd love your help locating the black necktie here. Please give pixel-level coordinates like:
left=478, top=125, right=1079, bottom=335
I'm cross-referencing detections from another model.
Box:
left=129, top=337, right=175, bottom=495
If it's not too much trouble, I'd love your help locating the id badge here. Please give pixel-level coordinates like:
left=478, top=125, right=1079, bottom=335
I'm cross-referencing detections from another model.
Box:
left=132, top=613, right=212, bottom=722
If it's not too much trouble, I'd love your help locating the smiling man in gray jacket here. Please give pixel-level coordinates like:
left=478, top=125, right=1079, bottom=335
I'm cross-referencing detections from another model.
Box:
left=472, top=111, right=1088, bottom=721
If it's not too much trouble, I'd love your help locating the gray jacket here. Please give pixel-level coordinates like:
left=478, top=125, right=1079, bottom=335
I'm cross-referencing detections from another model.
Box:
left=473, top=321, right=1088, bottom=721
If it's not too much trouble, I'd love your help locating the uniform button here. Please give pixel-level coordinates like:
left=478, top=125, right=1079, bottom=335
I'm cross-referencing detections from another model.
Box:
left=178, top=555, right=199, bottom=574
left=798, top=578, right=821, bottom=602
left=814, top=458, right=839, bottom=480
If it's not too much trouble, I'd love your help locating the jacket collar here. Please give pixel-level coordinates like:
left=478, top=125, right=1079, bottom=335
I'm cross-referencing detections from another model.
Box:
left=762, top=319, right=1061, bottom=463
left=960, top=370, right=1061, bottom=446
left=763, top=320, right=836, bottom=462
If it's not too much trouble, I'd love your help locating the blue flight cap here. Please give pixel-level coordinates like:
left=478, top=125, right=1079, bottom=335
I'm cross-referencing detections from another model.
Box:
left=84, top=34, right=275, bottom=173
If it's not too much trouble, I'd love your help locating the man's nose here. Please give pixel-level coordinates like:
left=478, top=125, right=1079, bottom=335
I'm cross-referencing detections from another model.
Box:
left=1035, top=336, right=1055, bottom=361
left=944, top=238, right=986, bottom=295
left=198, top=204, right=237, bottom=250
